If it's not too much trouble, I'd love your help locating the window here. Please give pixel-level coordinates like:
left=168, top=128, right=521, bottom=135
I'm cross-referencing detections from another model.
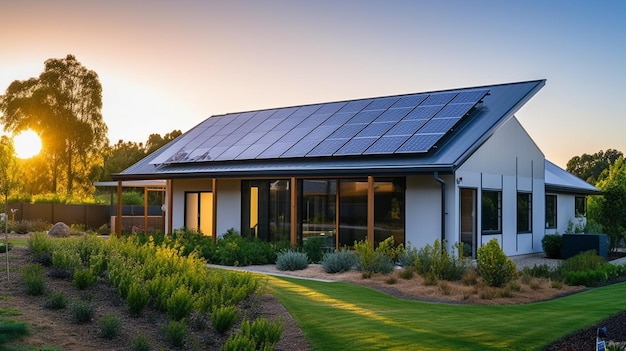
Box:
left=545, top=195, right=557, bottom=229
left=373, top=178, right=405, bottom=247
left=575, top=196, right=586, bottom=217
left=241, top=180, right=291, bottom=242
left=481, top=190, right=502, bottom=234
left=517, top=192, right=532, bottom=233
left=184, top=191, right=213, bottom=236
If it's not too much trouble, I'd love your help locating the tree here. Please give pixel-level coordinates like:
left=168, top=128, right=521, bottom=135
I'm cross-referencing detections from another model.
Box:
left=594, top=157, right=626, bottom=250
left=0, top=54, right=108, bottom=197
left=145, top=130, right=181, bottom=155
left=566, top=149, right=624, bottom=185
left=101, top=140, right=147, bottom=181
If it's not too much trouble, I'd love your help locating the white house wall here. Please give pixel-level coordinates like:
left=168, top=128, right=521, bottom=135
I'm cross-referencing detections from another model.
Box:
left=171, top=178, right=214, bottom=231
left=545, top=193, right=585, bottom=235
left=405, top=174, right=447, bottom=250
left=215, top=179, right=241, bottom=237
left=455, top=116, right=546, bottom=256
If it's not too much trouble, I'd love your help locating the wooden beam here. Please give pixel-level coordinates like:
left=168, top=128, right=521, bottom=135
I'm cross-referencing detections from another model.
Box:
left=116, top=180, right=122, bottom=237
left=143, top=186, right=148, bottom=233
left=335, top=179, right=340, bottom=250
left=367, top=176, right=374, bottom=244
left=167, top=179, right=173, bottom=234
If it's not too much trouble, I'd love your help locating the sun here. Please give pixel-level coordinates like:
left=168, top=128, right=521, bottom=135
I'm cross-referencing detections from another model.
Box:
left=13, top=129, right=42, bottom=159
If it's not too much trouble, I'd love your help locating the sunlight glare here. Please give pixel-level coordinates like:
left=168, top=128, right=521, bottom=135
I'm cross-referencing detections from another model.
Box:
left=13, top=129, right=42, bottom=159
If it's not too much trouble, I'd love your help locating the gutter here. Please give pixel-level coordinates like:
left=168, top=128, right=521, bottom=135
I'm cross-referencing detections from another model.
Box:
left=433, top=172, right=446, bottom=244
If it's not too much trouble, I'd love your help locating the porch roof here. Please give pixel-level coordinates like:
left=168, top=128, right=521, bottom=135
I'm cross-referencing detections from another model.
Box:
left=114, top=80, right=545, bottom=180
left=545, top=160, right=601, bottom=195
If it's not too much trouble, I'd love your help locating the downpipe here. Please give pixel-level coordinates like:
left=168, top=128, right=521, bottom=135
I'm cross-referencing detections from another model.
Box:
left=433, top=172, right=446, bottom=244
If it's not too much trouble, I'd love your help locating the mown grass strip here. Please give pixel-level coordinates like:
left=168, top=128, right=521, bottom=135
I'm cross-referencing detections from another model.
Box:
left=266, top=276, right=626, bottom=351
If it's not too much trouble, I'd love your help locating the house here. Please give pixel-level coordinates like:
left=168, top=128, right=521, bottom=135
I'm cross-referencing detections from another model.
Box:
left=113, top=80, right=600, bottom=257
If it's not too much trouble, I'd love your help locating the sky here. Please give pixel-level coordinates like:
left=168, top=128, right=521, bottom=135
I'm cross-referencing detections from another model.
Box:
left=1, top=0, right=625, bottom=168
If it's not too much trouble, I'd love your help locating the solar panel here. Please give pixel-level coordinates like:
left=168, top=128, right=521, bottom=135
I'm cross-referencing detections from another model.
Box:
left=396, top=134, right=443, bottom=153
left=421, top=92, right=457, bottom=106
left=419, top=118, right=460, bottom=134
left=307, top=139, right=349, bottom=157
left=386, top=120, right=428, bottom=136
left=373, top=107, right=412, bottom=123
left=334, top=137, right=378, bottom=155
left=150, top=87, right=490, bottom=165
left=391, top=93, right=428, bottom=108
left=364, top=135, right=411, bottom=154
left=356, top=122, right=395, bottom=138
left=347, top=110, right=384, bottom=124
left=329, top=124, right=367, bottom=139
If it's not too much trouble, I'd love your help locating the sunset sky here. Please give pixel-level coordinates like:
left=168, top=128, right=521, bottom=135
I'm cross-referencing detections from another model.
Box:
left=1, top=0, right=624, bottom=167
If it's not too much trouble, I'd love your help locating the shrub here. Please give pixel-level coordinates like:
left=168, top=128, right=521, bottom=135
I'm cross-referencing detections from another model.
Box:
left=44, top=291, right=68, bottom=309
left=321, top=249, right=356, bottom=273
left=415, top=240, right=469, bottom=281
left=0, top=242, right=13, bottom=253
left=72, top=268, right=97, bottom=290
left=166, top=286, right=194, bottom=321
left=127, top=282, right=150, bottom=316
left=541, top=234, right=562, bottom=259
left=51, top=249, right=80, bottom=272
left=131, top=334, right=152, bottom=351
left=211, top=305, right=238, bottom=334
left=558, top=250, right=605, bottom=275
left=275, top=249, right=309, bottom=271
left=23, top=263, right=46, bottom=296
left=239, top=317, right=283, bottom=350
left=354, top=239, right=395, bottom=274
left=99, top=313, right=122, bottom=339
left=398, top=267, right=414, bottom=280
left=303, top=236, right=325, bottom=263
left=165, top=320, right=187, bottom=347
left=221, top=335, right=256, bottom=351
left=522, top=264, right=555, bottom=280
left=0, top=318, right=29, bottom=345
left=28, top=232, right=53, bottom=263
left=476, top=239, right=517, bottom=287
left=71, top=300, right=94, bottom=324
left=398, top=242, right=418, bottom=267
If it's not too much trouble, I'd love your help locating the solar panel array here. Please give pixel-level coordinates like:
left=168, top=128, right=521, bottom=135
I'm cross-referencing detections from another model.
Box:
left=150, top=89, right=489, bottom=165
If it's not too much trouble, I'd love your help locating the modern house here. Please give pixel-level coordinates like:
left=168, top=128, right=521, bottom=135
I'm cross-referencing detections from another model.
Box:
left=113, top=80, right=600, bottom=257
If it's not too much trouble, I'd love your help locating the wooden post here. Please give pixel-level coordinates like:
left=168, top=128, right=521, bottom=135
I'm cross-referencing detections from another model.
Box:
left=116, top=180, right=122, bottom=237
left=167, top=179, right=173, bottom=234
left=143, top=186, right=148, bottom=233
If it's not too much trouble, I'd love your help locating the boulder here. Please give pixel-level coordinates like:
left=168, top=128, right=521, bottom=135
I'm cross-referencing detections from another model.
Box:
left=48, top=222, right=71, bottom=238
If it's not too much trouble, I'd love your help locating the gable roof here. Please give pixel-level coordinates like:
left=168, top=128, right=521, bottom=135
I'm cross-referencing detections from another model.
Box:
left=114, top=80, right=545, bottom=180
left=545, top=160, right=601, bottom=195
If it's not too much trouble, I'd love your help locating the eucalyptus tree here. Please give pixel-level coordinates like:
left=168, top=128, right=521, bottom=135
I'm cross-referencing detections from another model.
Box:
left=0, top=54, right=108, bottom=197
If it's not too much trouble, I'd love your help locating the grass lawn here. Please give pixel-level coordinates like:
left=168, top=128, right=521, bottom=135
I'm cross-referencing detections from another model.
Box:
left=266, top=276, right=626, bottom=351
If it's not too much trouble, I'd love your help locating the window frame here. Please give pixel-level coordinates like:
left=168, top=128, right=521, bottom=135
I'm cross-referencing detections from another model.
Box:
left=545, top=194, right=557, bottom=229
left=517, top=192, right=533, bottom=234
left=575, top=196, right=587, bottom=218
left=481, top=189, right=502, bottom=235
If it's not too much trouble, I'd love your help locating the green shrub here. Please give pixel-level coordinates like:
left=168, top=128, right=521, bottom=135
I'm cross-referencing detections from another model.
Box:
left=0, top=318, right=29, bottom=345
left=275, top=249, right=309, bottom=271
left=221, top=335, right=256, bottom=351
left=211, top=231, right=275, bottom=266
left=398, top=242, right=419, bottom=267
left=415, top=240, right=469, bottom=281
left=558, top=250, right=605, bottom=274
left=211, top=305, right=238, bottom=334
left=398, top=267, right=414, bottom=280
left=541, top=234, right=562, bottom=259
left=354, top=239, right=395, bottom=274
left=476, top=239, right=517, bottom=287
left=99, top=313, right=122, bottom=339
left=52, top=249, right=80, bottom=270
left=522, top=264, right=555, bottom=279
left=127, top=282, right=150, bottom=316
left=164, top=320, right=187, bottom=347
left=23, top=263, right=46, bottom=296
left=0, top=242, right=13, bottom=253
left=303, top=236, right=325, bottom=263
left=72, top=268, right=97, bottom=290
left=166, top=286, right=194, bottom=321
left=131, top=334, right=152, bottom=351
left=28, top=231, right=53, bottom=263
left=239, top=317, right=283, bottom=350
left=321, top=249, right=356, bottom=273
left=89, top=252, right=108, bottom=277
left=71, top=300, right=94, bottom=324
left=44, top=291, right=68, bottom=309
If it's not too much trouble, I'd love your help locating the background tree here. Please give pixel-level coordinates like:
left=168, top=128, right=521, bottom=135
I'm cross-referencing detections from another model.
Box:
left=0, top=54, right=108, bottom=198
left=566, top=149, right=624, bottom=184
left=0, top=136, right=23, bottom=206
left=145, top=130, right=181, bottom=155
left=593, top=158, right=626, bottom=250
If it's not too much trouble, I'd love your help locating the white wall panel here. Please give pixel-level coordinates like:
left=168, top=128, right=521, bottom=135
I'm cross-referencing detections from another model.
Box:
left=216, top=179, right=241, bottom=237
left=406, top=175, right=442, bottom=250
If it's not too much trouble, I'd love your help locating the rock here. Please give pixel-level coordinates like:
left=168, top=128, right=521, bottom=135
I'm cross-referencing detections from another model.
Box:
left=48, top=222, right=71, bottom=238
